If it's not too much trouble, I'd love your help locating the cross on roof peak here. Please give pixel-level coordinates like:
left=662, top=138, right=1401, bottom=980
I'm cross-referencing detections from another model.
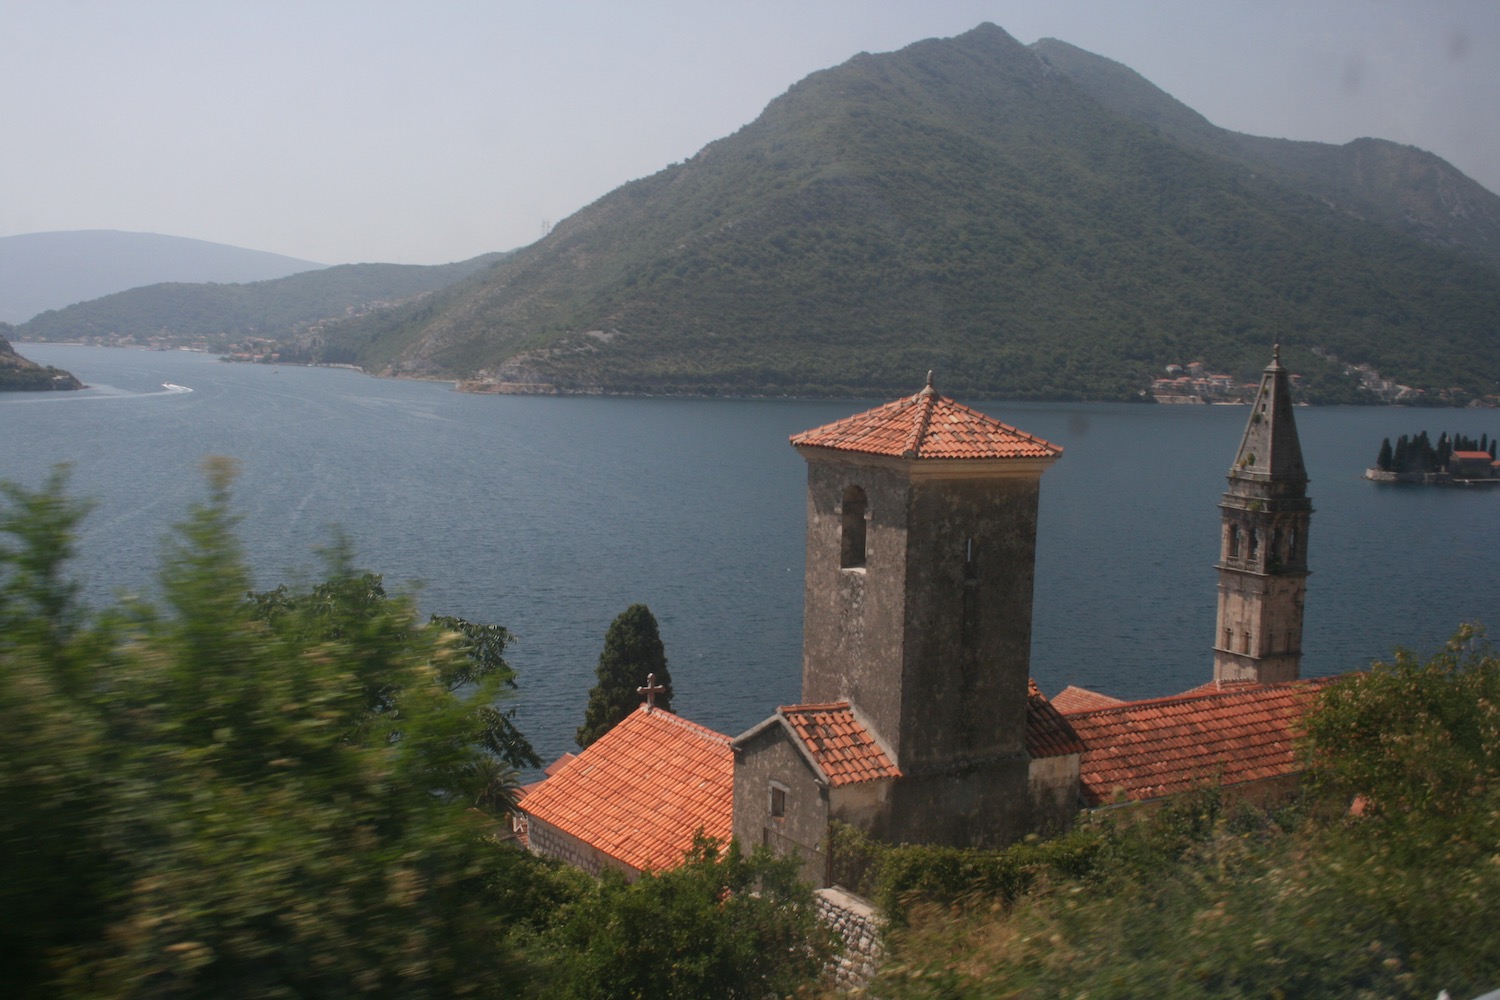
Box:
left=637, top=672, right=666, bottom=711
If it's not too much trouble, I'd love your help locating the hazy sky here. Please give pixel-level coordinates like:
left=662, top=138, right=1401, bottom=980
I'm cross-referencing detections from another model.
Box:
left=4, top=0, right=1497, bottom=265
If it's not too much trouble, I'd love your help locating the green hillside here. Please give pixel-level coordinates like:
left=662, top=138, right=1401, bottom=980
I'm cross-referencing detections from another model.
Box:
left=311, top=24, right=1500, bottom=402
left=18, top=254, right=505, bottom=351
left=1030, top=38, right=1500, bottom=272
left=0, top=329, right=81, bottom=390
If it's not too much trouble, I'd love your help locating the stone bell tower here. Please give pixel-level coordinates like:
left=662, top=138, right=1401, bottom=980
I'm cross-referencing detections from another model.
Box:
left=791, top=374, right=1063, bottom=847
left=1213, top=347, right=1313, bottom=685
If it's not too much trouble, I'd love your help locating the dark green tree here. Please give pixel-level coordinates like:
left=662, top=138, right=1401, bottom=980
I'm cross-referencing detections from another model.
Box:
left=576, top=603, right=672, bottom=748
left=1375, top=437, right=1393, bottom=471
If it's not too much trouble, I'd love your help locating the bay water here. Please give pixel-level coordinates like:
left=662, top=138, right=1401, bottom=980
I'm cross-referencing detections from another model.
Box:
left=4, top=344, right=1495, bottom=771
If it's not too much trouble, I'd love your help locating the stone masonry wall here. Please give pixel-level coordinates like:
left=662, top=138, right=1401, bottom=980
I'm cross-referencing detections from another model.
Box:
left=816, top=886, right=883, bottom=989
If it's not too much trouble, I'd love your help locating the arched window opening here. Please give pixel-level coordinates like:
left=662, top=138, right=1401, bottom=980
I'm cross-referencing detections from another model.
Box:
left=840, top=486, right=867, bottom=569
left=1223, top=628, right=1233, bottom=651
left=1287, top=528, right=1299, bottom=564
left=1248, top=528, right=1260, bottom=561
left=1227, top=525, right=1240, bottom=559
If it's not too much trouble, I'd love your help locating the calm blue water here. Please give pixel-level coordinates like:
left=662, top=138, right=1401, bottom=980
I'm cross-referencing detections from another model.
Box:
left=4, top=345, right=1496, bottom=771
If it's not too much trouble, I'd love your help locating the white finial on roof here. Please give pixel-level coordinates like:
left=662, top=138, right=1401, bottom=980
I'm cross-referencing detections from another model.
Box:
left=921, top=370, right=936, bottom=396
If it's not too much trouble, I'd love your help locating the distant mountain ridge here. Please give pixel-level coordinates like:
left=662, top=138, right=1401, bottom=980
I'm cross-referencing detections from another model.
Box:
left=1029, top=39, right=1500, bottom=270
left=0, top=230, right=326, bottom=324
left=297, top=23, right=1500, bottom=402
left=18, top=254, right=507, bottom=356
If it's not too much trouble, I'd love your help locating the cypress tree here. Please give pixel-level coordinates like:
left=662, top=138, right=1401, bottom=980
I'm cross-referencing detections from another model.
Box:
left=576, top=604, right=673, bottom=748
left=1377, top=438, right=1393, bottom=472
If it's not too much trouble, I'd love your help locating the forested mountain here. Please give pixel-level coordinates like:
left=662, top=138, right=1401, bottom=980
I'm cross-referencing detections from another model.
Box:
left=307, top=23, right=1500, bottom=402
left=1030, top=39, right=1500, bottom=271
left=18, top=255, right=506, bottom=353
left=0, top=231, right=326, bottom=324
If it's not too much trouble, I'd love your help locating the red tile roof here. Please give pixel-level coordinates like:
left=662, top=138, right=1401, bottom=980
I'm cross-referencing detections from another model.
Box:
left=1050, top=684, right=1126, bottom=714
left=520, top=707, right=733, bottom=873
left=778, top=702, right=902, bottom=786
left=790, top=377, right=1062, bottom=461
left=1064, top=677, right=1335, bottom=807
left=1027, top=680, right=1085, bottom=757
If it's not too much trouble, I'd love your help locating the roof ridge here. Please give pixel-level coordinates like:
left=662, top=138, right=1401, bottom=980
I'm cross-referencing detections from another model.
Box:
left=636, top=705, right=733, bottom=745
left=1062, top=676, right=1335, bottom=718
left=779, top=700, right=853, bottom=714
left=903, top=381, right=937, bottom=457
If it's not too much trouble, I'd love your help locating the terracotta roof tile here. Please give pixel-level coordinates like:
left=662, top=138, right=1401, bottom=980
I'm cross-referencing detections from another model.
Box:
left=778, top=702, right=902, bottom=786
left=520, top=707, right=733, bottom=873
left=790, top=378, right=1062, bottom=461
left=1064, top=677, right=1336, bottom=807
left=1050, top=684, right=1126, bottom=714
left=1027, top=681, right=1085, bottom=757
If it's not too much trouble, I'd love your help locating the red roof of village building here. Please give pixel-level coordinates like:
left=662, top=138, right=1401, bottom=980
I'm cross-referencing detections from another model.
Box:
left=1026, top=680, right=1085, bottom=757
left=520, top=707, right=733, bottom=873
left=776, top=702, right=902, bottom=786
left=790, top=376, right=1062, bottom=461
left=1050, top=684, right=1126, bottom=714
left=1063, top=677, right=1336, bottom=807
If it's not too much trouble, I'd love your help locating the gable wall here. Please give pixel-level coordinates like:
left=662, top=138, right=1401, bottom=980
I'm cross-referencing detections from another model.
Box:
left=733, top=726, right=831, bottom=886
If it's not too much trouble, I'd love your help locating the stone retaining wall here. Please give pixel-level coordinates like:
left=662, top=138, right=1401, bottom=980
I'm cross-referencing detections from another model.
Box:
left=816, top=886, right=883, bottom=989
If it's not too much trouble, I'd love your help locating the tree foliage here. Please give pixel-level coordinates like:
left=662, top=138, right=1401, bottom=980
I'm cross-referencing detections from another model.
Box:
left=576, top=603, right=672, bottom=748
left=0, top=462, right=540, bottom=997
left=532, top=835, right=833, bottom=999
left=870, top=626, right=1500, bottom=999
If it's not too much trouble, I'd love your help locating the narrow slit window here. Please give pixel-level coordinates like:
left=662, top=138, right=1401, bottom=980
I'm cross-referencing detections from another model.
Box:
left=840, top=486, right=867, bottom=569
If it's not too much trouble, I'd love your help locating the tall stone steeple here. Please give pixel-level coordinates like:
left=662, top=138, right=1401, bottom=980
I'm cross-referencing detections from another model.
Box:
left=1213, top=347, right=1313, bottom=684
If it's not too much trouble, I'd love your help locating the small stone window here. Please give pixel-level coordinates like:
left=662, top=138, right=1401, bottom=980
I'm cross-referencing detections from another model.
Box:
left=1227, top=525, right=1240, bottom=559
left=840, top=486, right=867, bottom=569
left=769, top=782, right=788, bottom=819
left=1223, top=628, right=1233, bottom=651
left=963, top=536, right=978, bottom=581
left=1248, top=528, right=1259, bottom=561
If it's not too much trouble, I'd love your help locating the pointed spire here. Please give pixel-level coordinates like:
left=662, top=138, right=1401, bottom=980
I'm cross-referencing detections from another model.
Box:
left=1229, top=347, right=1306, bottom=485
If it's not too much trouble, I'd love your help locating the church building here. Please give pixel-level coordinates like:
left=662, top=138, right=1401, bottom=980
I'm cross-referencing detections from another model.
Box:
left=518, top=353, right=1325, bottom=879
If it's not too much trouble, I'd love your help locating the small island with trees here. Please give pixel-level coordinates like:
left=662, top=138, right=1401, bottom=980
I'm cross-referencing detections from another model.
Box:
left=1366, top=430, right=1498, bottom=484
